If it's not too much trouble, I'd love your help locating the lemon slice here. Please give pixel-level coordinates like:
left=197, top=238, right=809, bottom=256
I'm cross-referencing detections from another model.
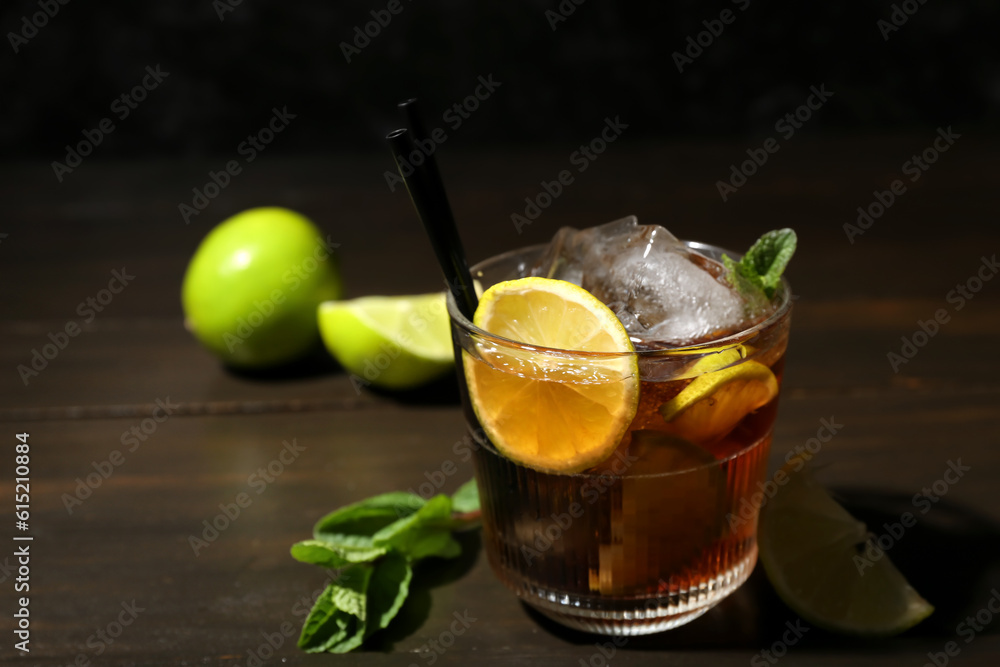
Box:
left=464, top=277, right=639, bottom=473
left=658, top=360, right=777, bottom=443
left=318, top=293, right=453, bottom=390
left=683, top=344, right=749, bottom=376
left=759, top=458, right=934, bottom=635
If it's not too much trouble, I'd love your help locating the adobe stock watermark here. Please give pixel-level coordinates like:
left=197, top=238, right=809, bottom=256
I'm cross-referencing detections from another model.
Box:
left=575, top=634, right=632, bottom=667
left=887, top=253, right=997, bottom=372
left=750, top=619, right=811, bottom=666
left=62, top=398, right=180, bottom=515
left=406, top=610, right=477, bottom=666
left=237, top=623, right=297, bottom=666
left=7, top=0, right=72, bottom=53
left=573, top=580, right=684, bottom=667
left=16, top=267, right=135, bottom=386
left=520, top=447, right=640, bottom=565
left=727, top=416, right=844, bottom=530
left=877, top=0, right=930, bottom=41
left=178, top=106, right=297, bottom=224
left=339, top=0, right=415, bottom=63
left=853, top=458, right=969, bottom=575
left=189, top=438, right=306, bottom=556
left=385, top=75, right=502, bottom=192
left=237, top=570, right=339, bottom=667
left=843, top=126, right=960, bottom=244
left=221, top=235, right=339, bottom=354
left=348, top=293, right=447, bottom=394
left=0, top=557, right=16, bottom=584
left=923, top=588, right=1000, bottom=667
left=50, top=65, right=170, bottom=182
left=672, top=0, right=752, bottom=73
left=716, top=84, right=833, bottom=202
left=546, top=0, right=587, bottom=31
left=213, top=0, right=246, bottom=21
left=59, top=599, right=145, bottom=664
left=398, top=430, right=483, bottom=512
left=510, top=115, right=629, bottom=234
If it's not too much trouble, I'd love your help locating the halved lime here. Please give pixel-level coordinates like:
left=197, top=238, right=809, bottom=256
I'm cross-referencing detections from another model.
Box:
left=758, top=458, right=934, bottom=636
left=318, top=293, right=453, bottom=390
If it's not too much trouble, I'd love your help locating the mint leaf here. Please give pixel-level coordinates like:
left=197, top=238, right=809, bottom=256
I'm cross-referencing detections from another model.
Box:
left=297, top=553, right=413, bottom=654
left=330, top=569, right=370, bottom=618
left=291, top=539, right=388, bottom=568
left=374, top=494, right=460, bottom=561
left=297, top=587, right=351, bottom=652
left=313, top=492, right=425, bottom=549
left=293, top=486, right=476, bottom=653
left=324, top=617, right=365, bottom=654
left=311, top=492, right=461, bottom=562
left=298, top=564, right=372, bottom=653
left=451, top=478, right=480, bottom=514
left=372, top=495, right=450, bottom=542
left=722, top=254, right=765, bottom=296
left=365, top=551, right=412, bottom=636
left=724, top=228, right=797, bottom=299
left=742, top=228, right=796, bottom=297
left=397, top=529, right=461, bottom=561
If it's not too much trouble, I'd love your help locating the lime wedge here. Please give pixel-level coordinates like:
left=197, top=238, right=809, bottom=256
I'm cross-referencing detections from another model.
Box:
left=758, top=458, right=934, bottom=636
left=318, top=293, right=453, bottom=390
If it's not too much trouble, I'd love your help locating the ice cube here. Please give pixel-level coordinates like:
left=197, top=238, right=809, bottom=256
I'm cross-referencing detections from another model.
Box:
left=531, top=215, right=649, bottom=285
left=531, top=217, right=764, bottom=345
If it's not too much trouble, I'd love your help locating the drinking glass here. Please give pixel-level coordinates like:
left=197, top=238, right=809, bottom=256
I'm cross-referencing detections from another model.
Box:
left=448, top=242, right=792, bottom=635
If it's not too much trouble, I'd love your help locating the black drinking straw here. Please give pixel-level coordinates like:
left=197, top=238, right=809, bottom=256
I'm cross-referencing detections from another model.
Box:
left=386, top=101, right=478, bottom=320
left=398, top=97, right=445, bottom=192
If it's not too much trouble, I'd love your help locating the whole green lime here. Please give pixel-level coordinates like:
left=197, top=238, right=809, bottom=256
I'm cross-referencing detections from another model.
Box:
left=182, top=207, right=343, bottom=368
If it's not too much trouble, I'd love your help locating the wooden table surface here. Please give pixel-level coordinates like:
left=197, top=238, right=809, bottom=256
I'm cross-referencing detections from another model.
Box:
left=1, top=135, right=998, bottom=665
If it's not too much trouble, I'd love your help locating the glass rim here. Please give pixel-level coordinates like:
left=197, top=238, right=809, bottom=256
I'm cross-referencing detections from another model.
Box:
left=448, top=240, right=793, bottom=359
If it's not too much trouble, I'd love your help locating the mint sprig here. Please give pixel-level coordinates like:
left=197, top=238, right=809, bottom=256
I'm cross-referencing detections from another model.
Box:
left=723, top=228, right=797, bottom=299
left=291, top=479, right=480, bottom=653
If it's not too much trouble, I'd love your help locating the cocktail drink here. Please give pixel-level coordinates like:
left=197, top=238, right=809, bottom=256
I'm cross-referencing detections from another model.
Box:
left=447, top=218, right=793, bottom=635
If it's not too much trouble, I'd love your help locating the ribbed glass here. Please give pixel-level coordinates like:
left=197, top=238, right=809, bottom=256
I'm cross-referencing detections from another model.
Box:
left=449, top=242, right=792, bottom=635
left=473, top=428, right=771, bottom=634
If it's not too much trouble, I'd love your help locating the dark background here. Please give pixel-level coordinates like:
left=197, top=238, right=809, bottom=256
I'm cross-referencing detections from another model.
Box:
left=1, top=5, right=999, bottom=663
left=2, top=0, right=998, bottom=159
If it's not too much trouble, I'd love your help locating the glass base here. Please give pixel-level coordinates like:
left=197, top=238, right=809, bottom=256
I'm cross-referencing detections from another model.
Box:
left=510, top=548, right=757, bottom=636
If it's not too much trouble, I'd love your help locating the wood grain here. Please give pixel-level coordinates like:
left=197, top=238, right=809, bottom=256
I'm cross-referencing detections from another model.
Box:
left=0, top=139, right=998, bottom=665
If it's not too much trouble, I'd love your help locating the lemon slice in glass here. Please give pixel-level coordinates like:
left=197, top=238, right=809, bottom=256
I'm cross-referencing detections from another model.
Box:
left=317, top=293, right=453, bottom=390
left=684, top=344, right=748, bottom=374
left=658, top=359, right=777, bottom=443
left=464, top=277, right=639, bottom=474
left=759, top=458, right=933, bottom=636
